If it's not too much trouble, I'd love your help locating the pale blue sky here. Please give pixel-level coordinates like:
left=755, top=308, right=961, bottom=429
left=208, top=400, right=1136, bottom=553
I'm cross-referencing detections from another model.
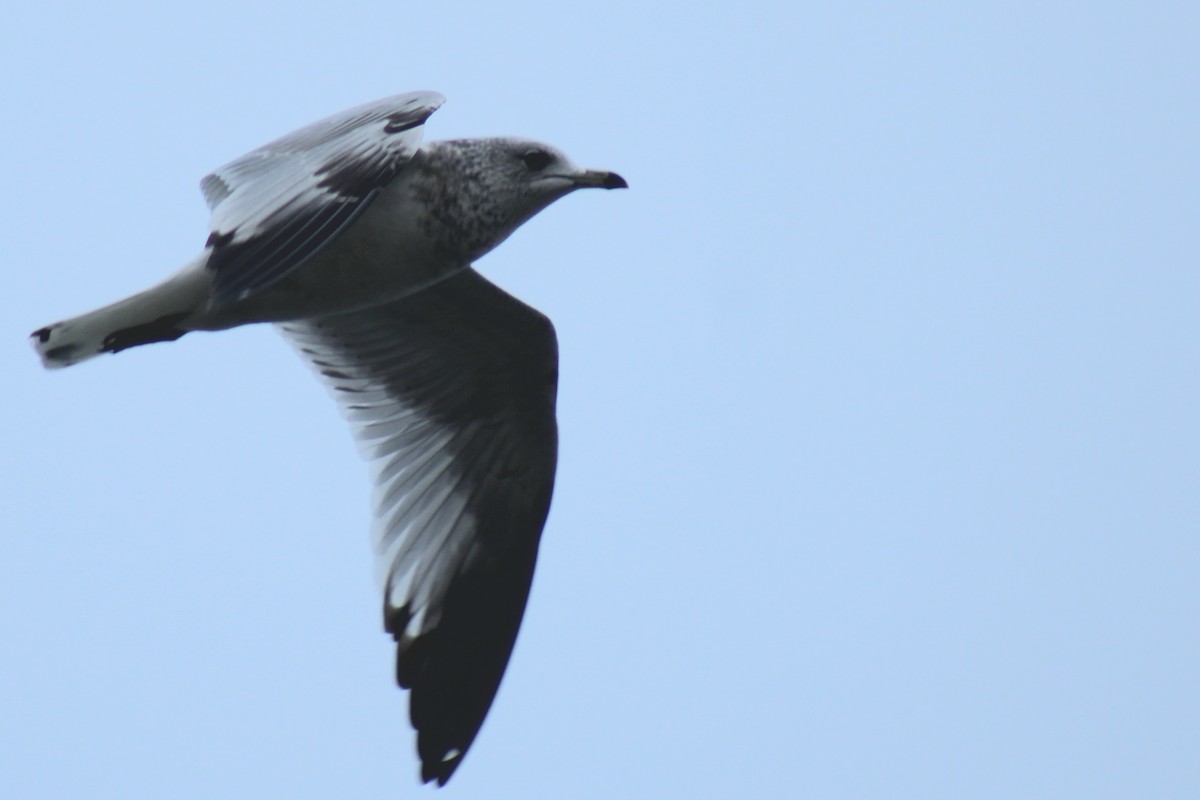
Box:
left=3, top=2, right=1197, bottom=798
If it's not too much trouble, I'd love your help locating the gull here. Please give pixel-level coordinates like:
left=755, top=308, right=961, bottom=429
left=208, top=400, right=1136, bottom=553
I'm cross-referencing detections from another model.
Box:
left=30, top=90, right=626, bottom=786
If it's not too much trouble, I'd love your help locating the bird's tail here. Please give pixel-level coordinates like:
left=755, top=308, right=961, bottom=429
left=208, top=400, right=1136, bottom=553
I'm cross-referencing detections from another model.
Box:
left=30, top=262, right=211, bottom=369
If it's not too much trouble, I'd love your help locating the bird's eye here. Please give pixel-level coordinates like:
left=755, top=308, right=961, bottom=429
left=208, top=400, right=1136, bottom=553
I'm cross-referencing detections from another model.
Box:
left=520, top=150, right=554, bottom=172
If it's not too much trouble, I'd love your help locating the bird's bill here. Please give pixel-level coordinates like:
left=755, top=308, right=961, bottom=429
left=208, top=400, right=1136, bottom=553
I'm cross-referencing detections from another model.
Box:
left=572, top=169, right=628, bottom=190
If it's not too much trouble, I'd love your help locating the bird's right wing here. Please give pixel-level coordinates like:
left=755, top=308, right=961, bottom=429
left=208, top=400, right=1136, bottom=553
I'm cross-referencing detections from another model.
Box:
left=201, top=91, right=444, bottom=306
left=279, top=268, right=558, bottom=785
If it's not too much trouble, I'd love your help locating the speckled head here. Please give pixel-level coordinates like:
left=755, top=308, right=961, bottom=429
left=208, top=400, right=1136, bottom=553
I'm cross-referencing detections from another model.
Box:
left=414, top=138, right=627, bottom=263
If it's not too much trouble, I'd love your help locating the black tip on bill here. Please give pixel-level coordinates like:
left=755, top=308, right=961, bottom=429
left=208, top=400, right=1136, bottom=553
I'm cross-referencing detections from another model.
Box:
left=602, top=171, right=628, bottom=190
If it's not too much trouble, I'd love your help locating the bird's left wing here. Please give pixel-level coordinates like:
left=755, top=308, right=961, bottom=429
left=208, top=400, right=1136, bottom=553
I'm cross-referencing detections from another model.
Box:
left=200, top=91, right=444, bottom=306
left=279, top=267, right=558, bottom=785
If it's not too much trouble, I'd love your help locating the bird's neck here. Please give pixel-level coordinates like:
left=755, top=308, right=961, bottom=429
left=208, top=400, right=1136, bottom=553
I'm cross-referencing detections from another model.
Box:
left=410, top=143, right=517, bottom=264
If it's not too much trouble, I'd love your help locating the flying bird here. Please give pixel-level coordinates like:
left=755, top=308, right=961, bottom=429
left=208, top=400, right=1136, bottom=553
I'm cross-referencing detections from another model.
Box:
left=30, top=91, right=626, bottom=786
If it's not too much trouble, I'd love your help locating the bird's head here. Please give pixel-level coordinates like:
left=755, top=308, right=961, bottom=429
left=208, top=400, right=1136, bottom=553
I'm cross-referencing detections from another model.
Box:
left=418, top=137, right=626, bottom=262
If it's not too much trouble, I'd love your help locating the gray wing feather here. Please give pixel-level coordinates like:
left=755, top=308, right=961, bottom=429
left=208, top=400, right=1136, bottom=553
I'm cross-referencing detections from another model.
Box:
left=201, top=91, right=444, bottom=305
left=278, top=267, right=558, bottom=786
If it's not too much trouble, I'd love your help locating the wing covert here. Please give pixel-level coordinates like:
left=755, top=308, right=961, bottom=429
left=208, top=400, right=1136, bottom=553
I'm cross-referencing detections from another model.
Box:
left=201, top=91, right=444, bottom=305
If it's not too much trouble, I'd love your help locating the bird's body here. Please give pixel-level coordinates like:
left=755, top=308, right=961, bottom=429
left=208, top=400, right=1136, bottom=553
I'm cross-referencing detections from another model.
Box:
left=30, top=91, right=625, bottom=786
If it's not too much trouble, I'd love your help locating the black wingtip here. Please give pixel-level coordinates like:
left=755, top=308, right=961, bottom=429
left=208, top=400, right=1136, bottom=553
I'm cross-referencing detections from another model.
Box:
left=421, top=749, right=464, bottom=787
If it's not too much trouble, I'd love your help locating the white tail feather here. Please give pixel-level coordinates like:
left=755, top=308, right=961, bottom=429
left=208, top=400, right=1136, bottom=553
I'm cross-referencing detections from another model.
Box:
left=31, top=260, right=211, bottom=369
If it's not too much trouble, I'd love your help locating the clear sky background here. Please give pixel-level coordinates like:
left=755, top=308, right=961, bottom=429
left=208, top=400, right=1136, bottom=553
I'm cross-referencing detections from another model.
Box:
left=3, top=3, right=1197, bottom=798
